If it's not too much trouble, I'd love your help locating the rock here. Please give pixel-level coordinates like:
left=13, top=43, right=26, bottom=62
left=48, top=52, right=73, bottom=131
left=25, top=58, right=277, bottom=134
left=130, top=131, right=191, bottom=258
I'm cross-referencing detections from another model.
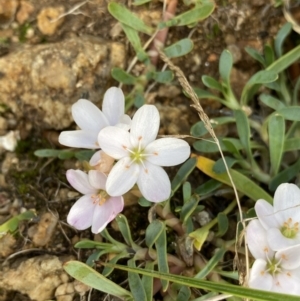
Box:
left=0, top=255, right=71, bottom=301
left=37, top=6, right=65, bottom=36
left=0, top=0, right=18, bottom=27
left=55, top=282, right=74, bottom=301
left=0, top=234, right=16, bottom=257
left=28, top=212, right=58, bottom=247
left=0, top=130, right=19, bottom=151
left=0, top=36, right=126, bottom=129
left=16, top=0, right=34, bottom=25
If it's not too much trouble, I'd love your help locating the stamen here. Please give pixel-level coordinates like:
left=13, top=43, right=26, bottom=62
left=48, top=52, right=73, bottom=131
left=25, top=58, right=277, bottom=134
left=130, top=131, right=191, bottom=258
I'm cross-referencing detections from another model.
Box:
left=137, top=136, right=143, bottom=152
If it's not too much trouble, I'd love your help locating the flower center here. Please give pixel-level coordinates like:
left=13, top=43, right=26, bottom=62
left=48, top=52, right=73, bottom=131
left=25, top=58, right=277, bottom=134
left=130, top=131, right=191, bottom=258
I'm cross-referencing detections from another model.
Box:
left=91, top=190, right=108, bottom=206
left=281, top=217, right=299, bottom=238
left=127, top=136, right=149, bottom=166
left=266, top=257, right=282, bottom=275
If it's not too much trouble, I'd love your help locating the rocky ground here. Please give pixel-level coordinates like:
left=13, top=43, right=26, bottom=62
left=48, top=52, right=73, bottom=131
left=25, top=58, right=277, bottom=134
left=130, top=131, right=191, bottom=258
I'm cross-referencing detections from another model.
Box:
left=0, top=0, right=291, bottom=300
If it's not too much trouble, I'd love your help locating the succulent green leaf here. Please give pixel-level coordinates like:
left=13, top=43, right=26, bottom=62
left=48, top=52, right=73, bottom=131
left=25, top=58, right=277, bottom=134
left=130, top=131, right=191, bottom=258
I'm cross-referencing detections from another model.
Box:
left=63, top=261, right=132, bottom=298
left=213, top=157, right=238, bottom=174
left=245, top=47, right=265, bottom=66
left=278, top=107, right=300, bottom=121
left=195, top=247, right=227, bottom=279
left=171, top=157, right=197, bottom=193
left=145, top=220, right=165, bottom=248
left=160, top=2, right=215, bottom=28
left=111, top=67, right=137, bottom=85
left=274, top=22, right=292, bottom=57
left=128, top=259, right=147, bottom=301
left=155, top=226, right=169, bottom=291
left=121, top=24, right=149, bottom=62
left=216, top=213, right=229, bottom=237
left=269, top=158, right=300, bottom=192
left=195, top=179, right=222, bottom=195
left=259, top=94, right=286, bottom=110
left=202, top=75, right=223, bottom=91
left=219, top=50, right=232, bottom=86
left=108, top=2, right=153, bottom=35
left=268, top=114, right=285, bottom=176
left=163, top=38, right=194, bottom=58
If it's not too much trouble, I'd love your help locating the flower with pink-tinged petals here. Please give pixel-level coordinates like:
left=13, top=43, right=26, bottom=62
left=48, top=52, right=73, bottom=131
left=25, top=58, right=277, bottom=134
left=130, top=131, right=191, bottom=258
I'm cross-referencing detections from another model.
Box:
left=98, top=104, right=190, bottom=203
left=247, top=219, right=300, bottom=295
left=59, top=87, right=131, bottom=149
left=255, top=183, right=300, bottom=250
left=66, top=169, right=124, bottom=233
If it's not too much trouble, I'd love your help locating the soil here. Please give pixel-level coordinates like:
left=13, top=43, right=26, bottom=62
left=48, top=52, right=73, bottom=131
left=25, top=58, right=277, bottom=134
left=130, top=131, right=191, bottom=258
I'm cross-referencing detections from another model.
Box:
left=0, top=1, right=292, bottom=301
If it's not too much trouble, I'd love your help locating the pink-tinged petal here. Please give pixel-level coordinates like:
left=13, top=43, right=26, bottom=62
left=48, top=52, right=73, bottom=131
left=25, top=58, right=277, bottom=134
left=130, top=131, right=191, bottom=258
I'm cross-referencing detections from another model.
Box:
left=145, top=138, right=190, bottom=167
left=102, top=87, right=125, bottom=125
left=137, top=162, right=171, bottom=203
left=88, top=170, right=107, bottom=190
left=249, top=259, right=273, bottom=291
left=246, top=220, right=274, bottom=260
left=91, top=196, right=124, bottom=233
left=66, top=169, right=97, bottom=194
left=59, top=130, right=99, bottom=149
left=89, top=150, right=115, bottom=174
left=67, top=195, right=94, bottom=230
left=72, top=99, right=109, bottom=131
left=267, top=228, right=300, bottom=251
left=273, top=183, right=300, bottom=223
left=106, top=157, right=140, bottom=196
left=275, top=244, right=300, bottom=269
left=255, top=199, right=279, bottom=230
left=98, top=126, right=131, bottom=159
left=130, top=105, right=160, bottom=148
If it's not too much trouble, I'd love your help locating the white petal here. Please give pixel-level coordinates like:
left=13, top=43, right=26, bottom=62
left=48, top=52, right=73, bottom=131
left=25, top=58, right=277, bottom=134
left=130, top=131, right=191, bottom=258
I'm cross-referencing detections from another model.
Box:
left=273, top=183, right=300, bottom=224
left=117, top=114, right=132, bottom=131
left=275, top=244, right=300, bottom=270
left=130, top=105, right=160, bottom=148
left=102, top=87, right=125, bottom=125
left=106, top=157, right=140, bottom=196
left=137, top=162, right=171, bottom=203
left=145, top=138, right=190, bottom=167
left=272, top=272, right=300, bottom=295
left=249, top=259, right=273, bottom=291
left=267, top=228, right=300, bottom=251
left=246, top=220, right=274, bottom=260
left=88, top=170, right=107, bottom=190
left=91, top=196, right=124, bottom=233
left=98, top=126, right=131, bottom=159
left=67, top=195, right=94, bottom=230
left=66, top=169, right=97, bottom=194
left=255, top=199, right=279, bottom=230
left=72, top=99, right=109, bottom=131
left=59, top=130, right=99, bottom=149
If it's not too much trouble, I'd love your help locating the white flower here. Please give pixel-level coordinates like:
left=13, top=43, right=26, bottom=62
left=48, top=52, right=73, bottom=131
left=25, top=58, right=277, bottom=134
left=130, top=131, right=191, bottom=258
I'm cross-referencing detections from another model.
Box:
left=247, top=219, right=300, bottom=295
left=98, top=104, right=190, bottom=203
left=59, top=87, right=131, bottom=149
left=255, top=183, right=300, bottom=250
left=66, top=169, right=124, bottom=233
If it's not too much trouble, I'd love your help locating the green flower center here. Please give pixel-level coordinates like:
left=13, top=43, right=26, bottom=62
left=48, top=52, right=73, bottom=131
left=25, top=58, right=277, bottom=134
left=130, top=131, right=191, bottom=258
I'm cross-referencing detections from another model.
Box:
left=130, top=148, right=145, bottom=164
left=281, top=218, right=299, bottom=238
left=266, top=257, right=281, bottom=275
